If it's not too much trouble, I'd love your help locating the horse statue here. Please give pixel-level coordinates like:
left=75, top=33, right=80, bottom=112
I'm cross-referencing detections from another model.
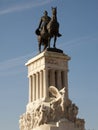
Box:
left=35, top=7, right=61, bottom=53
left=47, top=7, right=61, bottom=48
left=36, top=25, right=49, bottom=53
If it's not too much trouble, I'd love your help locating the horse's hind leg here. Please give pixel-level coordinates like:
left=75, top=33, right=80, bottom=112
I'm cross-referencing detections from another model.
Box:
left=43, top=43, right=47, bottom=51
left=53, top=36, right=57, bottom=48
left=43, top=45, right=46, bottom=51
left=48, top=37, right=51, bottom=48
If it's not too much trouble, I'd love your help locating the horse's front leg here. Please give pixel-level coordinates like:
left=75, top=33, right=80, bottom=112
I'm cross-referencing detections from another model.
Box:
left=48, top=37, right=51, bottom=48
left=39, top=42, right=41, bottom=53
left=53, top=36, right=57, bottom=48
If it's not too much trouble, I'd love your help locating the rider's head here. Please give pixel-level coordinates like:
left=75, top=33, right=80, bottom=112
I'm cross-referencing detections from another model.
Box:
left=44, top=10, right=48, bottom=16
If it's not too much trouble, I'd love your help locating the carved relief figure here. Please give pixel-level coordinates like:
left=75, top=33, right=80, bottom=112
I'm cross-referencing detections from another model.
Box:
left=19, top=86, right=79, bottom=130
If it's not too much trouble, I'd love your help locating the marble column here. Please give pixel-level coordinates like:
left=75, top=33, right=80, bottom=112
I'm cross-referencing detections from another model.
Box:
left=57, top=70, right=62, bottom=90
left=32, top=74, right=34, bottom=101
left=36, top=72, right=39, bottom=100
left=29, top=76, right=32, bottom=102
left=43, top=69, right=48, bottom=98
left=62, top=70, right=68, bottom=98
left=40, top=70, right=43, bottom=98
left=50, top=69, right=55, bottom=87
left=33, top=74, right=36, bottom=101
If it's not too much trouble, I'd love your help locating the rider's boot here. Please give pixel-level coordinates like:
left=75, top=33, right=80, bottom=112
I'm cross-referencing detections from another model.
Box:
left=58, top=33, right=62, bottom=37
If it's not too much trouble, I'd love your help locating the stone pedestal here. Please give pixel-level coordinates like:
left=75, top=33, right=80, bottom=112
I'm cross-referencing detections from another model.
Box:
left=32, top=120, right=75, bottom=130
left=25, top=50, right=70, bottom=102
left=19, top=49, right=85, bottom=130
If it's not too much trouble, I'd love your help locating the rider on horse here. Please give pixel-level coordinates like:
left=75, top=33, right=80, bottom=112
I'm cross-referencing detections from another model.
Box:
left=35, top=8, right=62, bottom=52
left=36, top=11, right=51, bottom=35
left=38, top=11, right=51, bottom=31
left=36, top=10, right=61, bottom=37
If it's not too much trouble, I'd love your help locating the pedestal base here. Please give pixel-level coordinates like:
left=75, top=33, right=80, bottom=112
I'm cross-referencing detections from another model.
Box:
left=19, top=50, right=85, bottom=130
left=46, top=47, right=63, bottom=53
left=32, top=119, right=82, bottom=130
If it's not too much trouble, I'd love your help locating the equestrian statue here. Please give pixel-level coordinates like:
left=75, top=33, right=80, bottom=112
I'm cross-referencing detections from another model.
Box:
left=35, top=7, right=62, bottom=53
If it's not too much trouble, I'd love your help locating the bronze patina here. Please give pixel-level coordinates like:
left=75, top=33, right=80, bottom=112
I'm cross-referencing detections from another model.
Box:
left=35, top=7, right=62, bottom=53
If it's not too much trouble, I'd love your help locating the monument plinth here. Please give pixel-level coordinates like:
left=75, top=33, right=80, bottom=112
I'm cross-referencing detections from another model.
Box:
left=25, top=50, right=70, bottom=102
left=19, top=50, right=85, bottom=130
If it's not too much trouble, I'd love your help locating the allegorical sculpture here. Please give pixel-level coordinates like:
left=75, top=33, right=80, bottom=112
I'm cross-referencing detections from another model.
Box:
left=19, top=86, right=84, bottom=130
left=35, top=7, right=62, bottom=52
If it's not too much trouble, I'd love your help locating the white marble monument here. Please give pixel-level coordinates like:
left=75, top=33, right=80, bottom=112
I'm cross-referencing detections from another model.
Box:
left=19, top=50, right=85, bottom=130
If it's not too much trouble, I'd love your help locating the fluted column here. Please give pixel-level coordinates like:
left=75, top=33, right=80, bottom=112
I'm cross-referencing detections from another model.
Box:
left=50, top=69, right=55, bottom=87
left=62, top=70, right=68, bottom=98
left=43, top=69, right=48, bottom=98
left=29, top=76, right=32, bottom=102
left=57, top=70, right=62, bottom=90
left=40, top=70, right=43, bottom=98
left=36, top=72, right=39, bottom=100
left=32, top=74, right=34, bottom=101
left=33, top=74, right=36, bottom=101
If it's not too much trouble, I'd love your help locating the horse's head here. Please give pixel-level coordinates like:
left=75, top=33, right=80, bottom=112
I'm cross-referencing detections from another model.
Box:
left=51, top=7, right=57, bottom=16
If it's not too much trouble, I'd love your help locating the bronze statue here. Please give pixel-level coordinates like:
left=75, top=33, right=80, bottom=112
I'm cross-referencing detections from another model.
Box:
left=35, top=11, right=51, bottom=52
left=35, top=7, right=62, bottom=52
left=47, top=7, right=62, bottom=48
left=38, top=11, right=51, bottom=32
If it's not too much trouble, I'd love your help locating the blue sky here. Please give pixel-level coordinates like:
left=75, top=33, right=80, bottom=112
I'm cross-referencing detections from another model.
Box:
left=0, top=0, right=98, bottom=130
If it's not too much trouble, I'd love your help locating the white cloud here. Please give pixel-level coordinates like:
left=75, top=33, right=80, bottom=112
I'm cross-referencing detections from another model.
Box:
left=0, top=52, right=36, bottom=77
left=59, top=35, right=92, bottom=49
left=0, top=0, right=54, bottom=15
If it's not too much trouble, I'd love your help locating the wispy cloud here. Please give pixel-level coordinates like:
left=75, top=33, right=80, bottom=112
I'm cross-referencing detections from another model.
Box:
left=0, top=0, right=54, bottom=15
left=58, top=34, right=98, bottom=50
left=0, top=52, right=36, bottom=77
